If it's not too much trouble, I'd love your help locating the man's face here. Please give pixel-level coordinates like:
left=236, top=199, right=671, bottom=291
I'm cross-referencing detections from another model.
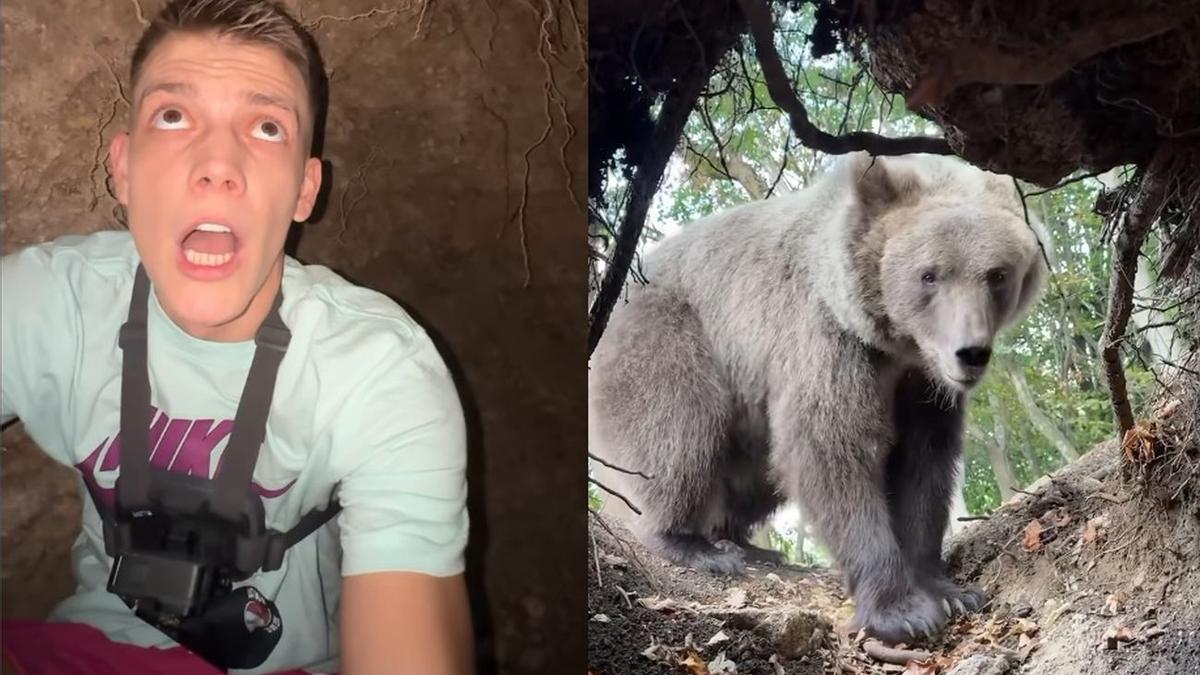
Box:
left=110, top=32, right=321, bottom=341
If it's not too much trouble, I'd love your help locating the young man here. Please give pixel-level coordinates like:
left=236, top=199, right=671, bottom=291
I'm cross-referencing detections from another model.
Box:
left=0, top=1, right=472, bottom=673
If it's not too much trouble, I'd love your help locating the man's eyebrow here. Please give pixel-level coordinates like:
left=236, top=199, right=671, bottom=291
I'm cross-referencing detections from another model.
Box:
left=137, top=81, right=194, bottom=107
left=245, top=91, right=301, bottom=126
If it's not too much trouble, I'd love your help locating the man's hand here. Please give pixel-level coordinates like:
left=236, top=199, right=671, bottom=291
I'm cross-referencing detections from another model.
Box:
left=340, top=571, right=473, bottom=675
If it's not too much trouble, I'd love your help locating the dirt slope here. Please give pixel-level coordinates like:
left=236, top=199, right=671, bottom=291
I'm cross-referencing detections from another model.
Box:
left=589, top=429, right=1200, bottom=675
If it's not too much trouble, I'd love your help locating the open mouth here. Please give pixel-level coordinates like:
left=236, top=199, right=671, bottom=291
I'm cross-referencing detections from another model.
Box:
left=178, top=221, right=241, bottom=279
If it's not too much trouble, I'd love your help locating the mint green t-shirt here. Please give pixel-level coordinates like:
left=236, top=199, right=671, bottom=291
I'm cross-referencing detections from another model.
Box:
left=0, top=231, right=468, bottom=673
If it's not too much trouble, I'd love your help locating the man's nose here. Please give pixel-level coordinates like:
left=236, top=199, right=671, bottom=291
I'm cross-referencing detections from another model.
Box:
left=190, top=134, right=246, bottom=195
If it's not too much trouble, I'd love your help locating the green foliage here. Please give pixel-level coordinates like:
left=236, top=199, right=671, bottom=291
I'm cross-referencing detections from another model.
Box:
left=588, top=480, right=603, bottom=512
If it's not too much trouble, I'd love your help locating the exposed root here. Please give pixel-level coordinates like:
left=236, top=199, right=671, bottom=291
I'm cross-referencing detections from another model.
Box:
left=479, top=95, right=512, bottom=239
left=129, top=0, right=149, bottom=27
left=507, top=0, right=583, bottom=288
left=88, top=99, right=121, bottom=212
left=304, top=7, right=401, bottom=31
left=563, top=0, right=586, bottom=81
left=447, top=1, right=485, bottom=71
left=481, top=0, right=499, bottom=56
left=413, top=0, right=433, bottom=40
left=336, top=147, right=380, bottom=246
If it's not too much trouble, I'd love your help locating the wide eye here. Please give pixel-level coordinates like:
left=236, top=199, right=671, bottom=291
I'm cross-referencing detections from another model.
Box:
left=921, top=271, right=937, bottom=285
left=251, top=118, right=286, bottom=143
left=986, top=268, right=1008, bottom=286
left=151, top=107, right=189, bottom=130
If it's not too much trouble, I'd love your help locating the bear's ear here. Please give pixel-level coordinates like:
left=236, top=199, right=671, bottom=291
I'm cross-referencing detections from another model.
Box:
left=1012, top=216, right=1054, bottom=320
left=845, top=151, right=923, bottom=217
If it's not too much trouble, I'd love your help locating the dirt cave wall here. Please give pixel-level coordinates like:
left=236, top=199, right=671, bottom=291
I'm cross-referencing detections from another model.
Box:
left=0, top=1, right=587, bottom=673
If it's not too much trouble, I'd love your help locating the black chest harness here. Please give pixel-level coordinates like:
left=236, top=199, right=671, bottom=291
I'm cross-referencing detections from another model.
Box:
left=83, top=264, right=340, bottom=670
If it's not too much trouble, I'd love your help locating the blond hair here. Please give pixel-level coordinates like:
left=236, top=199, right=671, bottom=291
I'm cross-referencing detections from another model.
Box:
left=130, top=0, right=327, bottom=149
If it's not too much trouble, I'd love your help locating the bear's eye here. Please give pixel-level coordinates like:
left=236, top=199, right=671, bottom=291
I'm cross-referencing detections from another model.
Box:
left=921, top=271, right=937, bottom=285
left=987, top=268, right=1008, bottom=285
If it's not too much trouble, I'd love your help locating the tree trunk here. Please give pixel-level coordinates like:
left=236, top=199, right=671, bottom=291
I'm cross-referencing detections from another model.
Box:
left=1132, top=260, right=1187, bottom=377
left=985, top=390, right=1018, bottom=500
left=1006, top=363, right=1080, bottom=463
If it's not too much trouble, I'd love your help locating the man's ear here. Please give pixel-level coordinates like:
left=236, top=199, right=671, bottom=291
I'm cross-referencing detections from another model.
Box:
left=108, top=132, right=131, bottom=205
left=293, top=157, right=323, bottom=222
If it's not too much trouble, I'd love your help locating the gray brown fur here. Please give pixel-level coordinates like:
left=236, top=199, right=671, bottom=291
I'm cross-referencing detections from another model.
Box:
left=589, top=152, right=1050, bottom=642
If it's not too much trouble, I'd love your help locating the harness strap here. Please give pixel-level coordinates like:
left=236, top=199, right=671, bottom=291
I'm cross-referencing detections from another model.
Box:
left=263, top=500, right=343, bottom=571
left=210, top=287, right=290, bottom=522
left=102, top=263, right=337, bottom=568
left=116, top=265, right=154, bottom=512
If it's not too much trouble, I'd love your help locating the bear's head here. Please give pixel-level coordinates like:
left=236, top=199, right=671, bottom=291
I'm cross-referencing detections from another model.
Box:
left=847, top=152, right=1051, bottom=392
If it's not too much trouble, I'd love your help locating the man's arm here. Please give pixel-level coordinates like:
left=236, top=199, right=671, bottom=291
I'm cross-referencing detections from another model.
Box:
left=340, top=571, right=473, bottom=675
left=327, top=322, right=472, bottom=673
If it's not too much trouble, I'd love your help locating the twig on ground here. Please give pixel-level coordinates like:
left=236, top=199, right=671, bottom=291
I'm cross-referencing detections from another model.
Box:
left=861, top=639, right=931, bottom=665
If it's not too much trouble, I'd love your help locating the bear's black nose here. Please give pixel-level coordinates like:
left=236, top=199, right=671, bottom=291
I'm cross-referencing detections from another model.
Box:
left=956, top=346, right=992, bottom=368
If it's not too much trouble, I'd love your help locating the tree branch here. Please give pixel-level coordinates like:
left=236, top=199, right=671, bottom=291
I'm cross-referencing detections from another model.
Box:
left=1101, top=144, right=1177, bottom=437
left=737, top=0, right=951, bottom=156
left=588, top=452, right=654, bottom=480
left=587, top=36, right=736, bottom=355
left=589, top=477, right=643, bottom=515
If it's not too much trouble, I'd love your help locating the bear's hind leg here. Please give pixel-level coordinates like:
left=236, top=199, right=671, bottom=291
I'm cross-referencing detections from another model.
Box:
left=643, top=531, right=748, bottom=575
left=713, top=440, right=786, bottom=566
left=590, top=288, right=740, bottom=574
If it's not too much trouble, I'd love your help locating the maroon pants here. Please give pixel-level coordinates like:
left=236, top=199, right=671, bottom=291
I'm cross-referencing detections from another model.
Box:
left=0, top=619, right=330, bottom=674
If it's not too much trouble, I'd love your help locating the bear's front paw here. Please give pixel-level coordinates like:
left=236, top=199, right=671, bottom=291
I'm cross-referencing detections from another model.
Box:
left=921, top=576, right=986, bottom=617
left=852, top=586, right=950, bottom=643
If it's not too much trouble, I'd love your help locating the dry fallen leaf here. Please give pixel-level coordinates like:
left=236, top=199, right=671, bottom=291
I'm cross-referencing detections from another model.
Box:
left=641, top=638, right=673, bottom=663
left=1082, top=516, right=1108, bottom=545
left=902, top=659, right=939, bottom=675
left=706, top=630, right=730, bottom=646
left=637, top=596, right=679, bottom=613
left=1122, top=423, right=1158, bottom=463
left=679, top=650, right=710, bottom=675
left=708, top=652, right=737, bottom=675
left=591, top=613, right=611, bottom=623
left=1012, top=618, right=1039, bottom=636
left=1103, top=624, right=1136, bottom=650
left=726, top=588, right=748, bottom=609
left=1023, top=519, right=1044, bottom=552
left=1103, top=594, right=1122, bottom=615
left=1158, top=399, right=1182, bottom=419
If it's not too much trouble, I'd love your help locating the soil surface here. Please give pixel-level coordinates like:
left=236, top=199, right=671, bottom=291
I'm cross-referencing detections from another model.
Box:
left=589, top=435, right=1200, bottom=675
